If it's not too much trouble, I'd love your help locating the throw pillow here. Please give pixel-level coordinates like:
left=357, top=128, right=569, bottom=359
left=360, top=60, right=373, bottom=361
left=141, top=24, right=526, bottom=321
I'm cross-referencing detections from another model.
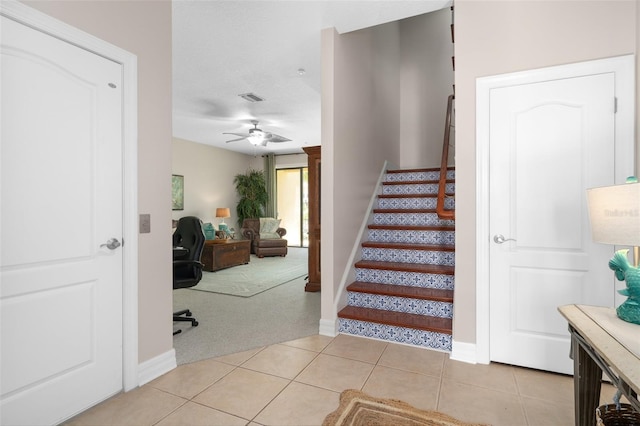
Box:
left=260, top=232, right=281, bottom=240
left=259, top=217, right=281, bottom=234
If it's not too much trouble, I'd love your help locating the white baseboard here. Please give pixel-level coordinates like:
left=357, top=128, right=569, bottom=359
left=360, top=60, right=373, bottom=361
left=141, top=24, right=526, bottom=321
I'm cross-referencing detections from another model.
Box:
left=319, top=318, right=338, bottom=337
left=137, top=349, right=177, bottom=387
left=450, top=340, right=480, bottom=364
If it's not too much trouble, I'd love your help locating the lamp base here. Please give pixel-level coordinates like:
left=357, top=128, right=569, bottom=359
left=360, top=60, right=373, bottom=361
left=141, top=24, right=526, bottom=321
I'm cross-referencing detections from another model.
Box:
left=616, top=299, right=640, bottom=325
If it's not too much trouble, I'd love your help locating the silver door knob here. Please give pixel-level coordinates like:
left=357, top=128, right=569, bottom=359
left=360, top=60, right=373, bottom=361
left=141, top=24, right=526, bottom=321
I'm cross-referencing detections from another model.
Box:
left=493, top=234, right=516, bottom=244
left=100, top=238, right=121, bottom=250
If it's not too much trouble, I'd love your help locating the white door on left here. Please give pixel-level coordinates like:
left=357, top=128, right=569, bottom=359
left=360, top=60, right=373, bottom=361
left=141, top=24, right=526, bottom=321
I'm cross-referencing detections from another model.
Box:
left=1, top=15, right=124, bottom=425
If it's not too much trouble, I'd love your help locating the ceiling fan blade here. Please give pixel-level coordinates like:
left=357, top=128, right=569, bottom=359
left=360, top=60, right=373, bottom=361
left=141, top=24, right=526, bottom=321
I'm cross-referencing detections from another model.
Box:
left=264, top=133, right=291, bottom=143
left=225, top=137, right=247, bottom=143
left=223, top=132, right=250, bottom=137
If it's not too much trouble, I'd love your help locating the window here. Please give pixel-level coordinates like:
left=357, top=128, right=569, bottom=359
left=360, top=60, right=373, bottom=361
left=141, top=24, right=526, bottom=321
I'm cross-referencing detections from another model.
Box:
left=276, top=168, right=308, bottom=247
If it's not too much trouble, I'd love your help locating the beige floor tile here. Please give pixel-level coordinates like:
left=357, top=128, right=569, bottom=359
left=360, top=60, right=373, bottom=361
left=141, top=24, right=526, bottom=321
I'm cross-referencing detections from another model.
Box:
left=241, top=344, right=318, bottom=379
left=148, top=358, right=235, bottom=399
left=281, top=334, right=334, bottom=352
left=438, top=380, right=527, bottom=426
left=443, top=359, right=518, bottom=394
left=513, top=367, right=573, bottom=405
left=295, top=353, right=375, bottom=392
left=193, top=367, right=288, bottom=420
left=212, top=346, right=265, bottom=366
left=322, top=334, right=387, bottom=364
left=253, top=381, right=340, bottom=426
left=521, top=396, right=573, bottom=426
left=154, top=401, right=247, bottom=426
left=378, top=344, right=446, bottom=377
left=64, top=386, right=186, bottom=426
left=362, top=365, right=440, bottom=411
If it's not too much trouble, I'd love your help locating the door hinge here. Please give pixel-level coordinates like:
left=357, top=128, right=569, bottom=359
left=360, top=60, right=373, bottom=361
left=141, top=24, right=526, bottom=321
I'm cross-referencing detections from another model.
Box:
left=614, top=97, right=618, bottom=113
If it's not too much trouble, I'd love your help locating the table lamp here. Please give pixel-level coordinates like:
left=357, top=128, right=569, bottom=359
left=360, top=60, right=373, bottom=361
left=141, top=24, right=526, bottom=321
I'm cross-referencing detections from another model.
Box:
left=215, top=207, right=231, bottom=235
left=587, top=178, right=640, bottom=324
left=216, top=208, right=230, bottom=224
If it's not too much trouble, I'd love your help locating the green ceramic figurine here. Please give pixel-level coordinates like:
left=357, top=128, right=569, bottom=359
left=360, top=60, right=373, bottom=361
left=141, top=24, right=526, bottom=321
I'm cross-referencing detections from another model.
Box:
left=609, top=249, right=640, bottom=325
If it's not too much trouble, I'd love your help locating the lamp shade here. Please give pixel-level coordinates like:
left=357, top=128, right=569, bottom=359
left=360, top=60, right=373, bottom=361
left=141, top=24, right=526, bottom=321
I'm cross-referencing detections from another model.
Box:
left=215, top=208, right=230, bottom=219
left=587, top=182, right=640, bottom=246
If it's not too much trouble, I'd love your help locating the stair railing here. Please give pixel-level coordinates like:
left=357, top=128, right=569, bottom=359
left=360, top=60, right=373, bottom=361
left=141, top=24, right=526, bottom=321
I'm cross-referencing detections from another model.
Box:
left=437, top=94, right=455, bottom=220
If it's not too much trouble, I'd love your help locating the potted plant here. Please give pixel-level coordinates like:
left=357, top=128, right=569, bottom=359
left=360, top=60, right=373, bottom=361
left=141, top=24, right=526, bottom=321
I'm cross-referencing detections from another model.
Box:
left=233, top=169, right=268, bottom=227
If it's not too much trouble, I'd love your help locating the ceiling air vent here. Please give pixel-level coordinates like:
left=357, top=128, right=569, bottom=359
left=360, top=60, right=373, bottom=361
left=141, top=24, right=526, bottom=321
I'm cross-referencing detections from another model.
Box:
left=238, top=92, right=265, bottom=102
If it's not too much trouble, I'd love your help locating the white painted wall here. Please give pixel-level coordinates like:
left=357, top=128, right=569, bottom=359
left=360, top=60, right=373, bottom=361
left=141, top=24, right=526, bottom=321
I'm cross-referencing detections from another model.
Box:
left=321, top=21, right=402, bottom=322
left=172, top=137, right=255, bottom=230
left=400, top=8, right=454, bottom=169
left=454, top=0, right=638, bottom=345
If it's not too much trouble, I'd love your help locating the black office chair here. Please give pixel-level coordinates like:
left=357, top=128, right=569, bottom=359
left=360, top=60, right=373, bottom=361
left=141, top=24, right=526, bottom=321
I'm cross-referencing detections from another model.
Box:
left=172, top=216, right=205, bottom=335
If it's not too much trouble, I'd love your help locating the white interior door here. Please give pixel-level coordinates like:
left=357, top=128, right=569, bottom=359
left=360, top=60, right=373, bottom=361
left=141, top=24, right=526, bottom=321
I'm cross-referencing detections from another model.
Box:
left=1, top=16, right=124, bottom=425
left=488, top=73, right=619, bottom=374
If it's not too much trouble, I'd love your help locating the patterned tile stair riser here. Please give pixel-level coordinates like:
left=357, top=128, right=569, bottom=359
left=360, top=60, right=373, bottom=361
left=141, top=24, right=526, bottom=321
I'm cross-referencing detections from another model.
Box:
left=338, top=319, right=453, bottom=351
left=360, top=247, right=454, bottom=266
left=338, top=168, right=456, bottom=352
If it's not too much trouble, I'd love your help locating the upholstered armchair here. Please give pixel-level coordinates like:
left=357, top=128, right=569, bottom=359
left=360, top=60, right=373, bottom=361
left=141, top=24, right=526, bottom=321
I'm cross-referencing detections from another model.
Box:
left=241, top=218, right=288, bottom=258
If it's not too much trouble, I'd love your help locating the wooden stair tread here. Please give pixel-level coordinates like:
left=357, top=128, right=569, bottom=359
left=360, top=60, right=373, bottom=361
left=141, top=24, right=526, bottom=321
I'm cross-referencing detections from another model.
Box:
left=373, top=209, right=454, bottom=213
left=377, top=193, right=454, bottom=199
left=378, top=193, right=436, bottom=199
left=368, top=224, right=455, bottom=231
left=355, top=260, right=454, bottom=275
left=387, top=167, right=455, bottom=173
left=361, top=241, right=454, bottom=251
left=347, top=281, right=453, bottom=302
left=338, top=306, right=452, bottom=334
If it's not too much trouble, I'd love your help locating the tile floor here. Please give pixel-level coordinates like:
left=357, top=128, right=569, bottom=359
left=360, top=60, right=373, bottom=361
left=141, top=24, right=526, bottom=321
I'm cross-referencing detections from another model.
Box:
left=65, top=334, right=622, bottom=426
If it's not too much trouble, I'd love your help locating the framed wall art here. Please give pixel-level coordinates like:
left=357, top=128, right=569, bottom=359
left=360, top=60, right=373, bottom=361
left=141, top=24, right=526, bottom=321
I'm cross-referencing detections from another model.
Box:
left=172, top=174, right=184, bottom=210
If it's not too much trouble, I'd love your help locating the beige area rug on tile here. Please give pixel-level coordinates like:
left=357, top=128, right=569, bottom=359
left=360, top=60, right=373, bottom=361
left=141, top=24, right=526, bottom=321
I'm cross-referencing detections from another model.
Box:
left=191, top=246, right=307, bottom=297
left=323, top=389, right=488, bottom=426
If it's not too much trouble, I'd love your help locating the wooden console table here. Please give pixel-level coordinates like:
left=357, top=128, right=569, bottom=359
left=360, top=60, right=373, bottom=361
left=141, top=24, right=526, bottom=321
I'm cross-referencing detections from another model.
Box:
left=201, top=239, right=250, bottom=272
left=558, top=304, right=640, bottom=426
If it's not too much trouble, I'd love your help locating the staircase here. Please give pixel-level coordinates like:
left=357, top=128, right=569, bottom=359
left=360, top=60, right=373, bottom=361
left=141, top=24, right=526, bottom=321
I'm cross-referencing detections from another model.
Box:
left=337, top=167, right=456, bottom=351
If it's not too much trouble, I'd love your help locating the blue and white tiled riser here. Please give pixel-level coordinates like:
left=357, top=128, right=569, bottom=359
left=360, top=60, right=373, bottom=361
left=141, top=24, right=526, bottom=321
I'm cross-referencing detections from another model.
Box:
left=377, top=197, right=455, bottom=210
left=361, top=247, right=454, bottom=266
left=355, top=268, right=454, bottom=290
left=382, top=182, right=455, bottom=196
left=373, top=212, right=455, bottom=227
left=384, top=170, right=455, bottom=182
left=347, top=292, right=453, bottom=318
left=338, top=318, right=452, bottom=351
left=368, top=229, right=455, bottom=245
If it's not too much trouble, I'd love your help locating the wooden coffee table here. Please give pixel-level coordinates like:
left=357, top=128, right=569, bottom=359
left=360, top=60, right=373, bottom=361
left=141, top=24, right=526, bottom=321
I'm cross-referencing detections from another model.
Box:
left=201, top=239, right=250, bottom=272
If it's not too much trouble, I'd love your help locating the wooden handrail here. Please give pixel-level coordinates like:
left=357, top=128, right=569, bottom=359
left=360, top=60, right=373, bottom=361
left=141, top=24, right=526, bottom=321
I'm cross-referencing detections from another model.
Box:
left=436, top=95, right=455, bottom=220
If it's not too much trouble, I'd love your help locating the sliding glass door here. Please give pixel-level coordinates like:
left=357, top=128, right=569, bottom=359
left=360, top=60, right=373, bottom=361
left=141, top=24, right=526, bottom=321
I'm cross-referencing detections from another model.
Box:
left=276, top=167, right=308, bottom=247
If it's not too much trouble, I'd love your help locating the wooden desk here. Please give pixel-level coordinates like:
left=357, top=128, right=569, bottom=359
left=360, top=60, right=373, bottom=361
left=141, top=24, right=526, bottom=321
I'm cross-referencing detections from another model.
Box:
left=201, top=239, right=250, bottom=272
left=558, top=305, right=640, bottom=426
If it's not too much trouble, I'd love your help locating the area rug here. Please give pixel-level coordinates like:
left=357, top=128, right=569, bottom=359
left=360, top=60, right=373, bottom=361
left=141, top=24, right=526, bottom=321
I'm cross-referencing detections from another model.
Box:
left=190, top=247, right=307, bottom=297
left=323, top=389, right=488, bottom=426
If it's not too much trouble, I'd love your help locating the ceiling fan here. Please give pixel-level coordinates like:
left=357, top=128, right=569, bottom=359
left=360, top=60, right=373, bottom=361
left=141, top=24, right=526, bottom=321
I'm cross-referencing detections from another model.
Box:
left=223, top=120, right=291, bottom=146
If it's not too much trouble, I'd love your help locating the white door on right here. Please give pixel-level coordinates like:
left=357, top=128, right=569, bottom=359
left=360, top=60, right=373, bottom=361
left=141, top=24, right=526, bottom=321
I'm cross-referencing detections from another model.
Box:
left=489, top=73, right=618, bottom=374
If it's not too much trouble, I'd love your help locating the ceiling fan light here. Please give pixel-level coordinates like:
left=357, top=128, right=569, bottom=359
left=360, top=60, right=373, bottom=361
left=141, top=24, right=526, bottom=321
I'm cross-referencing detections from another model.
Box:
left=247, top=131, right=264, bottom=145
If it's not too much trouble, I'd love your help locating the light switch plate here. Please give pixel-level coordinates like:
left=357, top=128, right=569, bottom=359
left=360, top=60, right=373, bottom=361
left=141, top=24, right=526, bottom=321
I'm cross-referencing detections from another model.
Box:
left=139, top=214, right=151, bottom=233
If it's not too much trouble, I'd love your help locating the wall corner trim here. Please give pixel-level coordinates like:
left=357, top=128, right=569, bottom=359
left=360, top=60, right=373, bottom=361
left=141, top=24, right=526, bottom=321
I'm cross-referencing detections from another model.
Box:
left=137, top=349, right=177, bottom=387
left=319, top=318, right=339, bottom=337
left=450, top=340, right=479, bottom=365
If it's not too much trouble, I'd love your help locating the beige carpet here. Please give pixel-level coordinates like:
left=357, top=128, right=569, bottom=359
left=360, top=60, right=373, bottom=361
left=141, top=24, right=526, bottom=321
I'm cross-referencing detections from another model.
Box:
left=323, top=390, right=488, bottom=426
left=191, top=247, right=307, bottom=297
